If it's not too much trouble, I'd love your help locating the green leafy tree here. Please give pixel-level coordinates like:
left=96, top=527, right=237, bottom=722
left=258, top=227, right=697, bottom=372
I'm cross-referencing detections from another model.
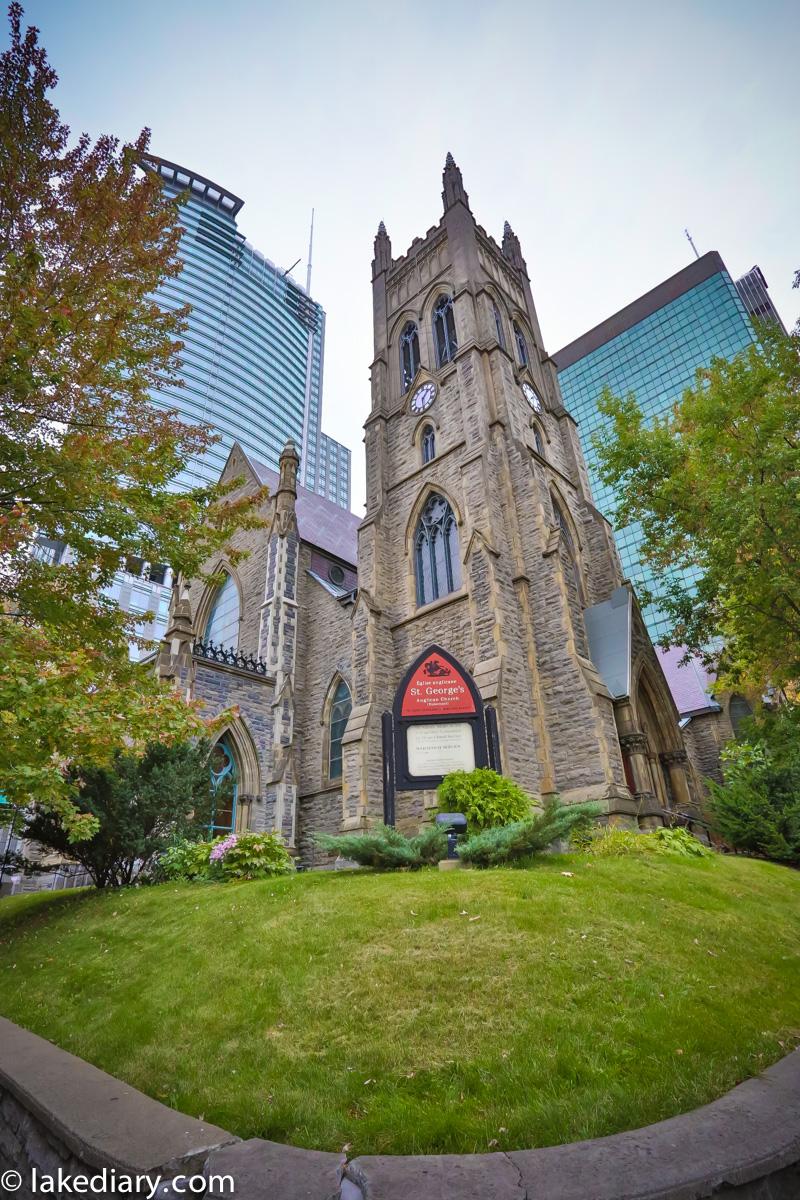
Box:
left=0, top=6, right=265, bottom=833
left=708, top=704, right=800, bottom=863
left=593, top=325, right=800, bottom=693
left=18, top=741, right=215, bottom=887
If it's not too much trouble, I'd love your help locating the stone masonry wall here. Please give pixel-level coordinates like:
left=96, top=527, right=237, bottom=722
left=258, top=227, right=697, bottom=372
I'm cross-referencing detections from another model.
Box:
left=294, top=543, right=353, bottom=851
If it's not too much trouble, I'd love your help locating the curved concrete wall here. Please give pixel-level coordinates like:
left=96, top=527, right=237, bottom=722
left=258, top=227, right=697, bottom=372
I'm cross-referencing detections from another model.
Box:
left=1, top=1016, right=798, bottom=1199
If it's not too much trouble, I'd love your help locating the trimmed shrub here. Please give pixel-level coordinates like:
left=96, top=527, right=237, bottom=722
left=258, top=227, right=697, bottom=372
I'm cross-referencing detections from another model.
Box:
left=437, top=768, right=532, bottom=832
left=457, top=797, right=601, bottom=867
left=314, top=823, right=447, bottom=870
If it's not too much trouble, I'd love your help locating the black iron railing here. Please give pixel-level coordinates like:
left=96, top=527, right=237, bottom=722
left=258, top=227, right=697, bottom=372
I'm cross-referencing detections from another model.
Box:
left=192, top=640, right=269, bottom=676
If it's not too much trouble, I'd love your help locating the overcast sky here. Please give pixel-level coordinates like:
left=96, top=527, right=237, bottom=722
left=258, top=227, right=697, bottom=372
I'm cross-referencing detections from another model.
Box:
left=20, top=0, right=799, bottom=511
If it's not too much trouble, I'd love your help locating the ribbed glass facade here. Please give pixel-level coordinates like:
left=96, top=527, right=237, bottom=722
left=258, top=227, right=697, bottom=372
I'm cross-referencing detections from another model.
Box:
left=143, top=155, right=351, bottom=505
left=556, top=260, right=755, bottom=639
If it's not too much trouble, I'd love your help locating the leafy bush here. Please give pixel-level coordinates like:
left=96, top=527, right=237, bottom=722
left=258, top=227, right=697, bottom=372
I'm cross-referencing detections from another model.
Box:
left=157, top=832, right=294, bottom=882
left=457, top=797, right=601, bottom=867
left=212, top=832, right=295, bottom=880
left=158, top=838, right=212, bottom=881
left=437, top=768, right=532, bottom=832
left=570, top=825, right=650, bottom=857
left=709, top=704, right=800, bottom=863
left=570, top=824, right=711, bottom=859
left=649, top=826, right=712, bottom=858
left=314, top=823, right=447, bottom=870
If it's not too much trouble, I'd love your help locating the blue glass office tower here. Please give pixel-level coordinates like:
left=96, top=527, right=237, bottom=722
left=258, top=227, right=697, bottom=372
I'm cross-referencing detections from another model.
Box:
left=141, top=155, right=351, bottom=508
left=107, top=156, right=351, bottom=658
left=554, top=251, right=767, bottom=641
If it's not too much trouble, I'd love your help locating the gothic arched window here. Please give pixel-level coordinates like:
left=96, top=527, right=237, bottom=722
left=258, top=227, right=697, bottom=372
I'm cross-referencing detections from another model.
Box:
left=209, top=737, right=238, bottom=834
left=533, top=424, right=545, bottom=458
left=514, top=322, right=529, bottom=367
left=421, top=424, right=436, bottom=464
left=414, top=492, right=461, bottom=606
left=400, top=322, right=420, bottom=392
left=328, top=679, right=352, bottom=781
left=433, top=294, right=458, bottom=366
left=204, top=573, right=240, bottom=650
left=492, top=302, right=506, bottom=350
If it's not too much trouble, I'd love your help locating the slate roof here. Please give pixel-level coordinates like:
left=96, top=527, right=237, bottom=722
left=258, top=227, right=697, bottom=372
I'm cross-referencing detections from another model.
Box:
left=246, top=451, right=360, bottom=568
left=655, top=645, right=719, bottom=717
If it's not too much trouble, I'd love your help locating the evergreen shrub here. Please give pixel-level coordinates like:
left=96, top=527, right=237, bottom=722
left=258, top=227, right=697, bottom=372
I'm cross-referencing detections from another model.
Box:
left=709, top=705, right=800, bottom=863
left=457, top=797, right=601, bottom=867
left=314, top=823, right=447, bottom=870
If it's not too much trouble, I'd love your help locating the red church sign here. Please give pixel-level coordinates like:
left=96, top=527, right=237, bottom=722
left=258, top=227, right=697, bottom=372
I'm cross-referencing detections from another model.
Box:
left=400, top=652, right=477, bottom=718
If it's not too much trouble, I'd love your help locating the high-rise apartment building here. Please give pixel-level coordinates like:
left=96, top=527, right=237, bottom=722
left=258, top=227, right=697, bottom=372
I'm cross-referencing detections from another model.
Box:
left=735, top=265, right=787, bottom=333
left=141, top=155, right=351, bottom=507
left=553, top=251, right=776, bottom=640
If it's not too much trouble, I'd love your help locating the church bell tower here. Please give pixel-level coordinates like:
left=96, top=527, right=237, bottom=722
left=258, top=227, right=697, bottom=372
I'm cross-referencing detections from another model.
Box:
left=341, top=155, right=679, bottom=832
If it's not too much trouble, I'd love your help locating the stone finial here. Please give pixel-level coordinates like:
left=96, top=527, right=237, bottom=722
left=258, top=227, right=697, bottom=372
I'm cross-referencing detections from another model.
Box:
left=442, top=151, right=470, bottom=213
left=274, top=439, right=300, bottom=534
left=372, top=220, right=392, bottom=277
left=502, top=219, right=526, bottom=271
left=278, top=439, right=300, bottom=492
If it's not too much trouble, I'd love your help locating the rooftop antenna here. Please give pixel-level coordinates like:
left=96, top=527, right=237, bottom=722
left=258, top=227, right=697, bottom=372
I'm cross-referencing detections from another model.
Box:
left=306, top=207, right=315, bottom=293
left=684, top=228, right=700, bottom=260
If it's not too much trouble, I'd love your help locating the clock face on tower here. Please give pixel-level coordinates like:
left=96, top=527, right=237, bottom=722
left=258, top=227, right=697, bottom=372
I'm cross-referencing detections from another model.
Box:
left=522, top=382, right=543, bottom=413
left=410, top=381, right=437, bottom=414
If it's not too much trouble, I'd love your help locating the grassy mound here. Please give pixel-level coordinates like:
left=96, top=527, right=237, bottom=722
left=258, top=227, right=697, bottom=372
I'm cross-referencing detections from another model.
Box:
left=1, top=854, right=799, bottom=1156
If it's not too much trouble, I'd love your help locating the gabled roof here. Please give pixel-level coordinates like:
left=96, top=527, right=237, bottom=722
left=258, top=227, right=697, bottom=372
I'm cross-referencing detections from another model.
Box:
left=655, top=645, right=720, bottom=717
left=240, top=448, right=360, bottom=568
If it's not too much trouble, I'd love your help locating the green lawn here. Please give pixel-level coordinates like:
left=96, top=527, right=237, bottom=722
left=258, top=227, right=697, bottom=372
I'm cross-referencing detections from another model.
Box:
left=1, top=854, right=799, bottom=1156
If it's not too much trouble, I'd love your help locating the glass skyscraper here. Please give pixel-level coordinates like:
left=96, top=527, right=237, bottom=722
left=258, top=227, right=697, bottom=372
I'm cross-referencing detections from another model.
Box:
left=96, top=156, right=352, bottom=658
left=554, top=251, right=770, bottom=641
left=141, top=155, right=350, bottom=507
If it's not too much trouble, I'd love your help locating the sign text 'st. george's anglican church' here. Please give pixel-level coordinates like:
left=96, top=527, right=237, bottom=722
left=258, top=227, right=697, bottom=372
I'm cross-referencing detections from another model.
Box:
left=400, top=653, right=477, bottom=718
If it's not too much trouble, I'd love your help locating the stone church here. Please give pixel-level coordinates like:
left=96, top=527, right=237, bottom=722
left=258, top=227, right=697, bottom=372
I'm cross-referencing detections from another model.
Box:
left=157, top=155, right=702, bottom=863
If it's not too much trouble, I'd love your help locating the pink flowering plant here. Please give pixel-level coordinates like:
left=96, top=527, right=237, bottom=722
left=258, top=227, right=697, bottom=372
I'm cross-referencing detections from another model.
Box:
left=209, top=833, right=238, bottom=863
left=158, top=831, right=294, bottom=882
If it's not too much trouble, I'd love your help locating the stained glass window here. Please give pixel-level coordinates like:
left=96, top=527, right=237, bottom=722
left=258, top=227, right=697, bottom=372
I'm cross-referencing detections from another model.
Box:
left=433, top=295, right=457, bottom=366
left=400, top=322, right=420, bottom=392
left=329, top=680, right=352, bottom=780
left=514, top=322, right=529, bottom=367
left=204, top=573, right=240, bottom=649
left=493, top=303, right=506, bottom=350
left=209, top=738, right=237, bottom=833
left=414, top=493, right=461, bottom=606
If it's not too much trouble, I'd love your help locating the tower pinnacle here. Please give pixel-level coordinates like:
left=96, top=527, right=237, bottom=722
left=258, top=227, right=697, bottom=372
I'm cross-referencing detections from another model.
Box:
left=372, top=220, right=392, bottom=277
left=442, top=152, right=470, bottom=213
left=502, top=220, right=526, bottom=272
